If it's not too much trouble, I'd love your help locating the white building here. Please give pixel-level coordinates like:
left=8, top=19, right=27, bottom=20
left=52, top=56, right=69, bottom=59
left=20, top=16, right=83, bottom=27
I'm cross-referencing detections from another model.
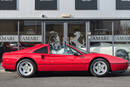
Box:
left=1, top=0, right=130, bottom=61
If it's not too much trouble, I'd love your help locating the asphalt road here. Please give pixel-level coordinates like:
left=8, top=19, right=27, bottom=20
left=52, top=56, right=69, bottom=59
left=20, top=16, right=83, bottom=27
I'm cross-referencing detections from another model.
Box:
left=0, top=71, right=130, bottom=87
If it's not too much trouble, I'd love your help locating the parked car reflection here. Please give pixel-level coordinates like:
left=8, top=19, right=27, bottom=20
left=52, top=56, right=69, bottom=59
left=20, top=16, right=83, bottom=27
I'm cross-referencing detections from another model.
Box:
left=89, top=43, right=130, bottom=61
left=0, top=42, right=35, bottom=62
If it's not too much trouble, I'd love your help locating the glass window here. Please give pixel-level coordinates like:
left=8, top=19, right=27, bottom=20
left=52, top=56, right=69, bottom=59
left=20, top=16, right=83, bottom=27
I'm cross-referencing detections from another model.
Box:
left=0, top=0, right=17, bottom=10
left=20, top=21, right=41, bottom=35
left=34, top=46, right=48, bottom=54
left=0, top=20, right=18, bottom=62
left=90, top=20, right=112, bottom=35
left=114, top=20, right=130, bottom=61
left=90, top=21, right=113, bottom=55
left=19, top=21, right=42, bottom=49
left=0, top=21, right=17, bottom=35
left=46, top=23, right=64, bottom=46
left=35, top=0, right=57, bottom=10
left=0, top=20, right=18, bottom=51
left=66, top=46, right=81, bottom=55
left=116, top=0, right=130, bottom=10
left=50, top=45, right=65, bottom=55
left=68, top=22, right=86, bottom=50
left=75, top=0, right=97, bottom=10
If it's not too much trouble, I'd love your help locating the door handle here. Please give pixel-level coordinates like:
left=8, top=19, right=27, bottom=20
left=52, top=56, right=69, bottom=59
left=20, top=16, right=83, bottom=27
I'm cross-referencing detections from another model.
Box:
left=41, top=55, right=44, bottom=59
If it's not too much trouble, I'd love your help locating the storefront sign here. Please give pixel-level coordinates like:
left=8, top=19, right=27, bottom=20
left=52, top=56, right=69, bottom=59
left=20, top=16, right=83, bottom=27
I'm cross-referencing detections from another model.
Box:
left=91, top=35, right=130, bottom=42
left=35, top=0, right=57, bottom=10
left=0, top=0, right=17, bottom=10
left=2, top=35, right=130, bottom=42
left=0, top=35, right=42, bottom=42
left=0, top=35, right=18, bottom=42
left=21, top=35, right=42, bottom=42
left=116, top=0, right=130, bottom=10
left=75, top=0, right=97, bottom=10
left=91, top=35, right=112, bottom=42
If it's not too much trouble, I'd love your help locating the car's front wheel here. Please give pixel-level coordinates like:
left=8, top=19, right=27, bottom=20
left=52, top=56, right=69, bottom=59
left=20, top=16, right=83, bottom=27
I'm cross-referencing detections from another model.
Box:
left=90, top=58, right=110, bottom=77
left=16, top=59, right=36, bottom=78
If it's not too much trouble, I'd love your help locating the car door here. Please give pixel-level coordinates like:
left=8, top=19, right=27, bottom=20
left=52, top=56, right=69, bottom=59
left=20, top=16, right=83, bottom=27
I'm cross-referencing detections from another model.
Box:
left=47, top=45, right=88, bottom=71
left=33, top=45, right=54, bottom=71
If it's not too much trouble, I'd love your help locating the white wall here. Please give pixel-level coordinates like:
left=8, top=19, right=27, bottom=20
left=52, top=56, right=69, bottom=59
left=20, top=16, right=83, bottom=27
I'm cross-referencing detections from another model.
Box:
left=0, top=0, right=130, bottom=19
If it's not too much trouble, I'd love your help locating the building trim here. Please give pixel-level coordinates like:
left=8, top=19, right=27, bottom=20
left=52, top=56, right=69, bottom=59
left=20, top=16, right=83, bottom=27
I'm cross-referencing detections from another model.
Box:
left=1, top=17, right=130, bottom=20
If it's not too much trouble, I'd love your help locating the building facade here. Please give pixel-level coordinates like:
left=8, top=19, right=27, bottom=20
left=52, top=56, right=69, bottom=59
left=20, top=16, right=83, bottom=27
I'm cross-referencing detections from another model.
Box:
left=1, top=0, right=130, bottom=61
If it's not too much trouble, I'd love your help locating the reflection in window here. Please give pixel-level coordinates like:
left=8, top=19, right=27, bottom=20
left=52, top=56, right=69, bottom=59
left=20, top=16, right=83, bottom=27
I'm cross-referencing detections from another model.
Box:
left=68, top=23, right=86, bottom=49
left=0, top=21, right=17, bottom=35
left=46, top=23, right=64, bottom=47
left=0, top=21, right=18, bottom=59
left=20, top=21, right=41, bottom=35
left=114, top=21, right=130, bottom=35
left=90, top=21, right=113, bottom=55
left=90, top=21, right=112, bottom=35
left=114, top=21, right=130, bottom=61
left=114, top=42, right=130, bottom=61
left=90, top=42, right=113, bottom=55
left=19, top=21, right=42, bottom=49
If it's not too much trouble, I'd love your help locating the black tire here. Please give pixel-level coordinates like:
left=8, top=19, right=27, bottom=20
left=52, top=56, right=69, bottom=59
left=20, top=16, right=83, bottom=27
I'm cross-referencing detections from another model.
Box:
left=16, top=59, right=36, bottom=78
left=90, top=58, right=110, bottom=77
left=116, top=49, right=129, bottom=60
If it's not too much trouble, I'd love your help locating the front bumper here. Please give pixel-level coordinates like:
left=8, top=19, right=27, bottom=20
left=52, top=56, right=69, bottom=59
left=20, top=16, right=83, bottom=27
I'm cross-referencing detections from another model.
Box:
left=111, top=62, right=128, bottom=71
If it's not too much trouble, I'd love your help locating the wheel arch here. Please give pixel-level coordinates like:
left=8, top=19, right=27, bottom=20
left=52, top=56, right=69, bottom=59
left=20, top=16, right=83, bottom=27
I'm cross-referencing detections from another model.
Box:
left=88, top=57, right=111, bottom=72
left=15, top=57, right=37, bottom=71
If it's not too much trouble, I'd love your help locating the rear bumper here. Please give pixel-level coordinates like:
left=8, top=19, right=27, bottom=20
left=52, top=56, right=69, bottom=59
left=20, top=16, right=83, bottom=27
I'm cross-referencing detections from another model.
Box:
left=111, top=62, right=128, bottom=71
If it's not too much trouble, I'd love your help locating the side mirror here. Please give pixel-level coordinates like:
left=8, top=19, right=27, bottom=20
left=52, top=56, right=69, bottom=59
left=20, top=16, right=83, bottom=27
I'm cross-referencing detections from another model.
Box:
left=74, top=53, right=79, bottom=56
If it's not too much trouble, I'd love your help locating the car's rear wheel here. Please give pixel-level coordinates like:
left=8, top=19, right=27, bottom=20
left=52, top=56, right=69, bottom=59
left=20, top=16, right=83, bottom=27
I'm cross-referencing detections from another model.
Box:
left=16, top=59, right=36, bottom=78
left=90, top=58, right=110, bottom=77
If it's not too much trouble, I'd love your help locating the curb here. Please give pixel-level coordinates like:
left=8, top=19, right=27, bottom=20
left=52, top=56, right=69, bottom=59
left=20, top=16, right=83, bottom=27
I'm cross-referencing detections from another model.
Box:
left=0, top=69, right=12, bottom=73
left=0, top=65, right=12, bottom=73
left=0, top=69, right=6, bottom=73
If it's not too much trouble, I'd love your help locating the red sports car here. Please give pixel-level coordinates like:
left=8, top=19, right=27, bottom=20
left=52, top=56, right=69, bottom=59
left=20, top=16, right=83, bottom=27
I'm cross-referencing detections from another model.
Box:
left=2, top=44, right=129, bottom=77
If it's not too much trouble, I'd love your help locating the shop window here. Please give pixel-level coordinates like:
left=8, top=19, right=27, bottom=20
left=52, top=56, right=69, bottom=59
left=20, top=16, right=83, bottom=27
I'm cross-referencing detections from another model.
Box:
left=20, top=21, right=41, bottom=35
left=114, top=21, right=130, bottom=61
left=19, top=21, right=42, bottom=49
left=46, top=23, right=64, bottom=46
left=0, top=21, right=18, bottom=52
left=0, top=21, right=17, bottom=35
left=90, top=21, right=112, bottom=35
left=68, top=22, right=86, bottom=50
left=90, top=21, right=113, bottom=55
left=0, top=20, right=18, bottom=62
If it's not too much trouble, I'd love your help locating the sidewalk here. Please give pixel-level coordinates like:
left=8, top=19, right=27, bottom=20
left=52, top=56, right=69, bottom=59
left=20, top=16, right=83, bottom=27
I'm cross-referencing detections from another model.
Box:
left=0, top=64, right=5, bottom=73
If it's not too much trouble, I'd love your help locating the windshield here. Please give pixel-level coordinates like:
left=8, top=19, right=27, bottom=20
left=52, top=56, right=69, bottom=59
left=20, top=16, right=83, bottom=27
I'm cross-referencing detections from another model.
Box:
left=68, top=45, right=88, bottom=54
left=76, top=47, right=87, bottom=54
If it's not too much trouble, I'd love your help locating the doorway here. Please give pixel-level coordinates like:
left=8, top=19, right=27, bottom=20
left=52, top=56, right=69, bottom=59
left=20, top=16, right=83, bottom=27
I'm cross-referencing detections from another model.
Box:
left=42, top=21, right=90, bottom=52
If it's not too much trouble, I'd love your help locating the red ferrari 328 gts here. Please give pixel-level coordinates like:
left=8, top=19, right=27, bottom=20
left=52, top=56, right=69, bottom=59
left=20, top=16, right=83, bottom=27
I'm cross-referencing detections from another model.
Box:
left=2, top=44, right=129, bottom=77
